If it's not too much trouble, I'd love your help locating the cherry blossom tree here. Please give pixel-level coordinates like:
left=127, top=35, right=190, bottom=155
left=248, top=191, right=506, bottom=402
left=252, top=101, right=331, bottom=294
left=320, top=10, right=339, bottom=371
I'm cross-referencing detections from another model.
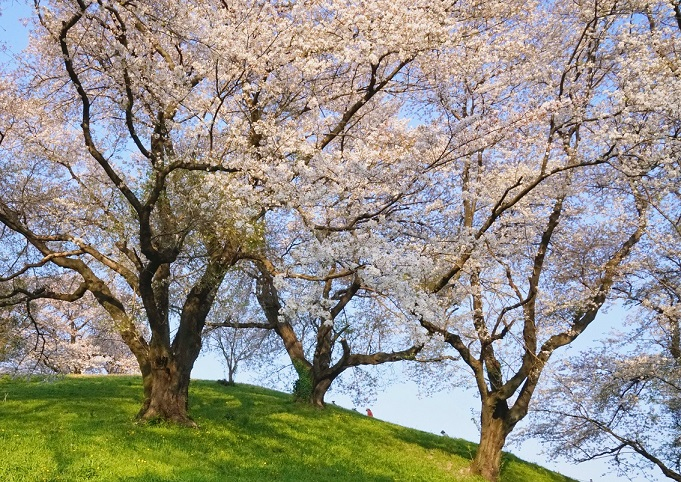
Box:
left=0, top=295, right=138, bottom=375
left=523, top=176, right=681, bottom=482
left=372, top=1, right=680, bottom=479
left=0, top=0, right=454, bottom=423
left=204, top=0, right=521, bottom=404
left=514, top=2, right=681, bottom=479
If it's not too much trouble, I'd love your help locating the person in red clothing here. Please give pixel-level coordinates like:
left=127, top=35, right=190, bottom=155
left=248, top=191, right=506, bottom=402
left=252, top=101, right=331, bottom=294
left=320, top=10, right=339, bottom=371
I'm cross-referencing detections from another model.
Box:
left=365, top=408, right=373, bottom=417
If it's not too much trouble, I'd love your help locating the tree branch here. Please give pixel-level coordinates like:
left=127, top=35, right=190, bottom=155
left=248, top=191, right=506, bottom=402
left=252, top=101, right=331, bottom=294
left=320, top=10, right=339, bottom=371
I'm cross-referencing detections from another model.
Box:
left=57, top=1, right=143, bottom=216
left=317, top=58, right=412, bottom=151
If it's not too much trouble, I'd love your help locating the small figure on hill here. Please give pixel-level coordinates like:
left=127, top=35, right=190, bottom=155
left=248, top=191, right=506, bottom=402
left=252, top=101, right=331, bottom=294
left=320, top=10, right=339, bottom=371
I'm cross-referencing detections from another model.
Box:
left=440, top=430, right=448, bottom=437
left=366, top=408, right=374, bottom=417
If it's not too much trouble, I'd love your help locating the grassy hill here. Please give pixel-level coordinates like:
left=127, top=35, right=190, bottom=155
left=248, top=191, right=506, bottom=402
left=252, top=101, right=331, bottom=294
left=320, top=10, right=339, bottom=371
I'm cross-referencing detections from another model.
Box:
left=0, top=376, right=575, bottom=482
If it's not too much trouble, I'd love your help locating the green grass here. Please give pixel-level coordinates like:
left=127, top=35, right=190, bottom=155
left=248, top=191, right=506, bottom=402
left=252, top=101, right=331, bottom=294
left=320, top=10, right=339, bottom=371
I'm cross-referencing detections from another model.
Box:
left=0, top=376, right=575, bottom=482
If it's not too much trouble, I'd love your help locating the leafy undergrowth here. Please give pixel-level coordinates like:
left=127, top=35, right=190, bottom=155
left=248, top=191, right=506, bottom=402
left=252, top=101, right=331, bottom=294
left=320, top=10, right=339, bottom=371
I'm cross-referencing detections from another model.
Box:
left=0, top=376, right=575, bottom=482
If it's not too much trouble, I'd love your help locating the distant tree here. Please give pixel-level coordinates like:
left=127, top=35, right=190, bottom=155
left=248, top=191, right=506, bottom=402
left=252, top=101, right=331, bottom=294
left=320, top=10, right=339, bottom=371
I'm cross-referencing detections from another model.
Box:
left=0, top=295, right=138, bottom=375
left=205, top=276, right=273, bottom=385
left=210, top=326, right=270, bottom=385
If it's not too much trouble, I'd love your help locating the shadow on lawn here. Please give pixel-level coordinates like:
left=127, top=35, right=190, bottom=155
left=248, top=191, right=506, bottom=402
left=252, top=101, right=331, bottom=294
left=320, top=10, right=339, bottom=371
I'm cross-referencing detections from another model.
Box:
left=116, top=461, right=398, bottom=482
left=390, top=425, right=479, bottom=460
left=392, top=427, right=577, bottom=482
left=0, top=378, right=578, bottom=482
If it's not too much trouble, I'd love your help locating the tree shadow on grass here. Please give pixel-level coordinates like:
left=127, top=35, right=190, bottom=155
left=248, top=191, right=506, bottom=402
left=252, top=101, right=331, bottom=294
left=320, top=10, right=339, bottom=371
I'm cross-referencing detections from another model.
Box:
left=116, top=461, right=398, bottom=482
left=379, top=419, right=577, bottom=482
left=130, top=388, right=451, bottom=481
left=388, top=424, right=479, bottom=461
left=0, top=378, right=578, bottom=482
left=499, top=453, right=578, bottom=482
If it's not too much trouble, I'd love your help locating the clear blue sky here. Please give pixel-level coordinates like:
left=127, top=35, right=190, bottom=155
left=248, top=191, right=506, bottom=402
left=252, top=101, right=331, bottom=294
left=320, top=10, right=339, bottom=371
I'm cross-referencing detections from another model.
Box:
left=0, top=3, right=653, bottom=481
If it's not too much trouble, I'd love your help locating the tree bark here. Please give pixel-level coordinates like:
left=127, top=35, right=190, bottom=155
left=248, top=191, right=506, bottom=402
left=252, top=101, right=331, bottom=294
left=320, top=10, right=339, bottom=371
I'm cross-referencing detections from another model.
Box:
left=137, top=348, right=195, bottom=426
left=311, top=377, right=332, bottom=407
left=136, top=258, right=229, bottom=424
left=470, top=399, right=514, bottom=482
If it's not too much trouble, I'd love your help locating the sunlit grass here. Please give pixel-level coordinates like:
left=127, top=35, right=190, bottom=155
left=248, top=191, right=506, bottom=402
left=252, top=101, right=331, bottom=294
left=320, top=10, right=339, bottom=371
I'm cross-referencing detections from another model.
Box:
left=0, top=376, right=575, bottom=481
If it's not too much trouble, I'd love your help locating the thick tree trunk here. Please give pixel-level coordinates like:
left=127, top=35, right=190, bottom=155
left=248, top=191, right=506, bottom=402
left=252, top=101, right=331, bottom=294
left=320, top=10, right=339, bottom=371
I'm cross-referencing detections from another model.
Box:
left=311, top=378, right=332, bottom=407
left=136, top=351, right=195, bottom=426
left=470, top=400, right=514, bottom=482
left=291, top=358, right=336, bottom=407
left=135, top=258, right=227, bottom=425
left=291, top=360, right=314, bottom=401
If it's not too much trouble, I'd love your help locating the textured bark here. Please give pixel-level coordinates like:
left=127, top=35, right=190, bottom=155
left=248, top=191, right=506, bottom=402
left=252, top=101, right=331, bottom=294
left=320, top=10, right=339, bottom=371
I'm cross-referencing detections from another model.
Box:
left=470, top=399, right=514, bottom=482
left=311, top=378, right=332, bottom=407
left=135, top=338, right=196, bottom=426
left=137, top=356, right=195, bottom=426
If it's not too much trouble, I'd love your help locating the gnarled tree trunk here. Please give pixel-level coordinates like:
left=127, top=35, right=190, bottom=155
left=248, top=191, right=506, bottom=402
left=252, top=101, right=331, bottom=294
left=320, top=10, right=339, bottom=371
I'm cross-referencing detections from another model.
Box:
left=470, top=399, right=515, bottom=481
left=311, top=377, right=332, bottom=407
left=138, top=355, right=194, bottom=426
left=134, top=260, right=229, bottom=425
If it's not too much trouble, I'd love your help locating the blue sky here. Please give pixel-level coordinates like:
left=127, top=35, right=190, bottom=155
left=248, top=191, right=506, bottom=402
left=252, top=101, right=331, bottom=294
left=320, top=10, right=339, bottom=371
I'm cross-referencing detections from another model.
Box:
left=0, top=1, right=30, bottom=55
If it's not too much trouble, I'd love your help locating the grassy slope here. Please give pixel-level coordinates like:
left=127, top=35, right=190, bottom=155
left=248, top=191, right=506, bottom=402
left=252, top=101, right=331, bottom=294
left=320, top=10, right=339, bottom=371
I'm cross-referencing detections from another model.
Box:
left=0, top=376, right=575, bottom=482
